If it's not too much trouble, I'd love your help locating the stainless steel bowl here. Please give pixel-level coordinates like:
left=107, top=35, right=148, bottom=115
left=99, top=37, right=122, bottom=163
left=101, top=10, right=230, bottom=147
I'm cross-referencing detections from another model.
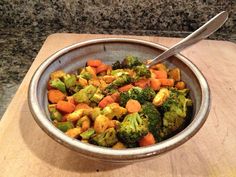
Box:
left=28, top=38, right=210, bottom=163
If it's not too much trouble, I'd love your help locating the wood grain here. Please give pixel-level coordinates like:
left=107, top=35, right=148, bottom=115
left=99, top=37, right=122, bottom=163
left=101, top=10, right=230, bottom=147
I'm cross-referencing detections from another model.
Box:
left=0, top=34, right=236, bottom=177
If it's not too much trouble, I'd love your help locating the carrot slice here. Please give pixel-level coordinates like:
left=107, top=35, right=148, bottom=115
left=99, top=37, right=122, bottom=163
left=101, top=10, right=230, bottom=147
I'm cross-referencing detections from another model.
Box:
left=152, top=70, right=167, bottom=79
left=134, top=79, right=150, bottom=89
left=75, top=103, right=91, bottom=110
left=67, top=96, right=76, bottom=105
left=98, top=96, right=114, bottom=108
left=87, top=59, right=102, bottom=67
left=118, top=84, right=134, bottom=92
left=48, top=90, right=66, bottom=104
left=150, top=78, right=161, bottom=91
left=159, top=79, right=175, bottom=87
left=125, top=99, right=141, bottom=113
left=111, top=92, right=120, bottom=102
left=56, top=100, right=75, bottom=113
left=139, top=132, right=156, bottom=147
left=96, top=63, right=108, bottom=74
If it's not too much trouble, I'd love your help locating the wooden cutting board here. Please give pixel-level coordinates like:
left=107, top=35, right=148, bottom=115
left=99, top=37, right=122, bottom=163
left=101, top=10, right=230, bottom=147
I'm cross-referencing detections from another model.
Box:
left=0, top=34, right=236, bottom=177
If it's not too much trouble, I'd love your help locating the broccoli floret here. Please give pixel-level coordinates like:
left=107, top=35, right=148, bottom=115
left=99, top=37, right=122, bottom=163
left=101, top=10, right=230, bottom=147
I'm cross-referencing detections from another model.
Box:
left=122, top=56, right=142, bottom=68
left=79, top=71, right=92, bottom=80
left=142, top=87, right=156, bottom=102
left=159, top=88, right=192, bottom=138
left=56, top=121, right=74, bottom=132
left=105, top=74, right=132, bottom=93
left=90, top=107, right=101, bottom=121
left=153, top=88, right=170, bottom=106
left=134, top=64, right=151, bottom=78
left=119, top=92, right=130, bottom=107
left=119, top=87, right=155, bottom=106
left=49, top=78, right=66, bottom=93
left=117, top=113, right=148, bottom=147
left=63, top=74, right=77, bottom=89
left=141, top=102, right=162, bottom=141
left=80, top=128, right=95, bottom=140
left=90, top=88, right=104, bottom=103
left=89, top=128, right=118, bottom=147
left=49, top=108, right=62, bottom=121
left=111, top=69, right=129, bottom=77
left=102, top=103, right=127, bottom=119
left=112, top=61, right=123, bottom=70
left=73, top=85, right=97, bottom=103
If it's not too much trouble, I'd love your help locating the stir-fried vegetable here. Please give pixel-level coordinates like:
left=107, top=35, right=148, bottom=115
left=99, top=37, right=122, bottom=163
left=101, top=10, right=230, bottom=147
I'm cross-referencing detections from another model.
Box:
left=47, top=56, right=193, bottom=148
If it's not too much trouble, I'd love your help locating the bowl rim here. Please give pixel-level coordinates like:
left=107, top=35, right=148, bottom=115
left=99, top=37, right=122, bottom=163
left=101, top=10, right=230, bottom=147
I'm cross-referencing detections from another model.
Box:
left=28, top=37, right=211, bottom=161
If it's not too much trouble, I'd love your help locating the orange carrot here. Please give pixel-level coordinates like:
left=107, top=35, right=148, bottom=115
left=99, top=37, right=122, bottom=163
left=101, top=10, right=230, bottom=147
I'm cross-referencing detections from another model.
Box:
left=125, top=99, right=141, bottom=113
left=152, top=70, right=167, bottom=79
left=134, top=79, right=150, bottom=89
left=75, top=103, right=91, bottom=110
left=87, top=59, right=102, bottom=67
left=56, top=100, right=75, bottom=113
left=118, top=84, right=134, bottom=92
left=98, top=96, right=114, bottom=108
left=96, top=63, right=108, bottom=74
left=48, top=90, right=66, bottom=104
left=111, top=92, right=120, bottom=102
left=67, top=96, right=76, bottom=105
left=139, top=132, right=156, bottom=147
left=150, top=78, right=161, bottom=91
left=159, top=79, right=175, bottom=87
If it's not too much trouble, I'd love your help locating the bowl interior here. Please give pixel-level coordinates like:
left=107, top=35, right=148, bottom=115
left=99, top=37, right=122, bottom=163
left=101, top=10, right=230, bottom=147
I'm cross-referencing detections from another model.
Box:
left=38, top=41, right=200, bottom=119
left=30, top=38, right=208, bottom=162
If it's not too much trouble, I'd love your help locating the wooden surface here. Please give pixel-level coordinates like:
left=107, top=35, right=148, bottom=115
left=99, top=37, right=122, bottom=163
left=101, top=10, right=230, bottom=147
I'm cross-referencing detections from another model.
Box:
left=0, top=34, right=236, bottom=177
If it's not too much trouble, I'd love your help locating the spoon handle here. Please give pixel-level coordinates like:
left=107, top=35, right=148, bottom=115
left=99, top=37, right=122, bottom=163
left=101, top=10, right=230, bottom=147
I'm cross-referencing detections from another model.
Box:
left=147, top=11, right=228, bottom=68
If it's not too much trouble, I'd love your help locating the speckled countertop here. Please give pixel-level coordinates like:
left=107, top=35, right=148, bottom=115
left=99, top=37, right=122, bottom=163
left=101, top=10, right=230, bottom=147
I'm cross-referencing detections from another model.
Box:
left=0, top=0, right=235, bottom=118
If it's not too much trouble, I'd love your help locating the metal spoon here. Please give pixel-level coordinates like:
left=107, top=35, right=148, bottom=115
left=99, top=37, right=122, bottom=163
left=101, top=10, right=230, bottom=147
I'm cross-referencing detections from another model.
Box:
left=146, top=11, right=228, bottom=68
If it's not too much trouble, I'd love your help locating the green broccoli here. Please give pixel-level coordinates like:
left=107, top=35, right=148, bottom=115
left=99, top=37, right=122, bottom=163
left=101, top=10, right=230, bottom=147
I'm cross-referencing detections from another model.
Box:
left=134, top=64, right=151, bottom=78
left=141, top=102, right=162, bottom=141
left=90, top=88, right=104, bottom=103
left=80, top=128, right=95, bottom=140
left=122, top=56, right=142, bottom=68
left=105, top=74, right=132, bottom=93
left=159, top=88, right=192, bottom=138
left=119, top=92, right=130, bottom=107
left=90, top=107, right=101, bottom=121
left=142, top=87, right=156, bottom=102
left=56, top=121, right=74, bottom=132
left=79, top=71, right=92, bottom=80
left=102, top=103, right=127, bottom=119
left=49, top=78, right=66, bottom=93
left=49, top=108, right=62, bottom=121
left=119, top=87, right=156, bottom=106
left=73, top=85, right=97, bottom=103
left=117, top=112, right=148, bottom=147
left=63, top=74, right=77, bottom=89
left=112, top=61, right=123, bottom=70
left=67, top=84, right=83, bottom=95
left=111, top=69, right=129, bottom=77
left=89, top=128, right=118, bottom=147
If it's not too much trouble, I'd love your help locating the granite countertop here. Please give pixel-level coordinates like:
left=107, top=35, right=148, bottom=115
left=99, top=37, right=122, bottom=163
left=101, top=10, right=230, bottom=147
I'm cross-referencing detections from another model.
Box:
left=0, top=0, right=235, bottom=118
